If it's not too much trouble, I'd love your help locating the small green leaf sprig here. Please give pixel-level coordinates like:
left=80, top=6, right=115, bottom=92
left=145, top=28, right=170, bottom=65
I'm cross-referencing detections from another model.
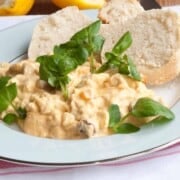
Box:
left=0, top=76, right=26, bottom=124
left=108, top=98, right=175, bottom=134
left=96, top=31, right=141, bottom=81
left=37, top=22, right=141, bottom=99
left=37, top=20, right=104, bottom=99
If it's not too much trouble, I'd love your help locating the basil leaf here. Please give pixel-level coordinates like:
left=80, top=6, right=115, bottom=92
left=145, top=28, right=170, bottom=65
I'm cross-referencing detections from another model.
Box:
left=97, top=31, right=141, bottom=81
left=108, top=97, right=175, bottom=135
left=37, top=55, right=56, bottom=81
left=87, top=20, right=101, bottom=36
left=72, top=20, right=101, bottom=41
left=57, top=76, right=70, bottom=100
left=48, top=76, right=69, bottom=88
left=112, top=31, right=132, bottom=55
left=72, top=46, right=89, bottom=65
left=108, top=104, right=139, bottom=134
left=57, top=57, right=78, bottom=76
left=96, top=53, right=121, bottom=73
left=0, top=76, right=11, bottom=89
left=72, top=20, right=103, bottom=56
left=0, top=83, right=17, bottom=112
left=131, top=98, right=175, bottom=120
left=147, top=116, right=171, bottom=125
left=54, top=43, right=88, bottom=66
left=3, top=113, right=18, bottom=124
left=48, top=76, right=69, bottom=99
left=96, top=63, right=109, bottom=73
left=72, top=20, right=104, bottom=72
left=0, top=79, right=27, bottom=122
left=125, top=55, right=141, bottom=81
left=152, top=116, right=171, bottom=123
left=107, top=55, right=122, bottom=68
left=47, top=76, right=58, bottom=88
left=16, top=107, right=27, bottom=119
left=105, top=52, right=116, bottom=61
left=118, top=63, right=130, bottom=75
left=108, top=104, right=121, bottom=128
left=113, top=123, right=140, bottom=134
left=91, top=35, right=105, bottom=53
left=37, top=20, right=105, bottom=98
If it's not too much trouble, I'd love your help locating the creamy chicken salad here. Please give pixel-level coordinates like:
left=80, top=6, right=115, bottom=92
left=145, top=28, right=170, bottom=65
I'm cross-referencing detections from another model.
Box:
left=0, top=21, right=174, bottom=139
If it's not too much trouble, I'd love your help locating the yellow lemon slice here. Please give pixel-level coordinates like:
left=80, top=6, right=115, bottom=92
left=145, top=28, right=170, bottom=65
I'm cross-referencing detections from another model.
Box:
left=0, top=0, right=35, bottom=16
left=52, top=0, right=105, bottom=9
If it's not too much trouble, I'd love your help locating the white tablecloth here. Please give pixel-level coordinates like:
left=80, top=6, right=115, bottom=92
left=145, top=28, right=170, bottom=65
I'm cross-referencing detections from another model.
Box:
left=0, top=6, right=180, bottom=180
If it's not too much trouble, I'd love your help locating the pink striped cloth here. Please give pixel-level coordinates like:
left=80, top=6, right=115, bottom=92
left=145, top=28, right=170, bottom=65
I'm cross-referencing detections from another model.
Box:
left=0, top=143, right=180, bottom=176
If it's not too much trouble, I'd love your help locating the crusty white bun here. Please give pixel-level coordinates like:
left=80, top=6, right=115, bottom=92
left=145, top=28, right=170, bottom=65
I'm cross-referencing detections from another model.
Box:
left=98, top=0, right=144, bottom=24
left=28, top=6, right=92, bottom=60
left=100, top=9, right=180, bottom=85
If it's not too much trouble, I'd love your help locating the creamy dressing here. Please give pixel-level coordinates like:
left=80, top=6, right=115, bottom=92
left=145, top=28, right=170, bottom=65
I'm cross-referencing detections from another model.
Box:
left=0, top=60, right=161, bottom=139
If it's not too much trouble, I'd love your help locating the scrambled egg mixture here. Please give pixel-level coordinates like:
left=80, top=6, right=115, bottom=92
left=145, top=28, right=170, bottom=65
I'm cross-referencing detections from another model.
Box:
left=0, top=60, right=160, bottom=139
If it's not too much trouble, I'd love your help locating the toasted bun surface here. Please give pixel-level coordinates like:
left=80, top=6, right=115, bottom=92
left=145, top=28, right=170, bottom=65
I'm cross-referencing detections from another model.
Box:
left=28, top=6, right=92, bottom=60
left=100, top=9, right=180, bottom=85
left=98, top=0, right=144, bottom=24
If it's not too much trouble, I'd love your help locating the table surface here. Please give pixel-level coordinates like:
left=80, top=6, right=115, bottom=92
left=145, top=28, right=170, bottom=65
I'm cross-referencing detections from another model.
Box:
left=29, top=0, right=59, bottom=14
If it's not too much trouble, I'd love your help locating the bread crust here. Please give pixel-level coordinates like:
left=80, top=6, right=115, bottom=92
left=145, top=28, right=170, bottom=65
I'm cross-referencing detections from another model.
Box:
left=28, top=6, right=180, bottom=86
left=28, top=6, right=91, bottom=60
left=134, top=10, right=180, bottom=85
left=98, top=0, right=144, bottom=24
left=139, top=57, right=180, bottom=85
left=100, top=10, right=180, bottom=85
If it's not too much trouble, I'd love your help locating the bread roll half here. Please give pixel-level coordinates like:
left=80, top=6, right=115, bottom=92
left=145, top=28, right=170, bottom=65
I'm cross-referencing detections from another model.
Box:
left=98, top=0, right=144, bottom=24
left=101, top=9, right=180, bottom=85
left=28, top=6, right=92, bottom=60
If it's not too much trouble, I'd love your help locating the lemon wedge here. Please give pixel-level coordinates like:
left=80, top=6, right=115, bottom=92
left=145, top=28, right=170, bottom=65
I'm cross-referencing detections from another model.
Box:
left=0, top=0, right=35, bottom=15
left=52, top=0, right=105, bottom=9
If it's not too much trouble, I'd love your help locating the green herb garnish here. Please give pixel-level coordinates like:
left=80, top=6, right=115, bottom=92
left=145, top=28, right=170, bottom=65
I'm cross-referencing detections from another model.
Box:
left=16, top=107, right=27, bottom=119
left=0, top=76, right=11, bottom=89
left=96, top=31, right=141, bottom=81
left=108, top=104, right=139, bottom=134
left=71, top=20, right=104, bottom=72
left=37, top=20, right=104, bottom=98
left=0, top=83, right=17, bottom=112
left=108, top=97, right=175, bottom=134
left=130, top=98, right=175, bottom=123
left=108, top=104, right=121, bottom=128
left=0, top=76, right=27, bottom=124
left=3, top=113, right=18, bottom=125
left=113, top=123, right=140, bottom=134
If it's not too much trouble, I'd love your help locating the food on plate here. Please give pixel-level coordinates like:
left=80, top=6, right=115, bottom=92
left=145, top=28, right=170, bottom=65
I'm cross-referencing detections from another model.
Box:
left=28, top=6, right=92, bottom=60
left=98, top=0, right=144, bottom=24
left=51, top=0, right=105, bottom=10
left=0, top=21, right=175, bottom=139
left=28, top=7, right=180, bottom=85
left=0, top=0, right=34, bottom=16
left=101, top=9, right=180, bottom=85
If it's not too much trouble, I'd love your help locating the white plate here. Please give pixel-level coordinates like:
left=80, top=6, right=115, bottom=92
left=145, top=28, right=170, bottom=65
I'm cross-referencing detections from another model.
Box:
left=0, top=10, right=179, bottom=167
